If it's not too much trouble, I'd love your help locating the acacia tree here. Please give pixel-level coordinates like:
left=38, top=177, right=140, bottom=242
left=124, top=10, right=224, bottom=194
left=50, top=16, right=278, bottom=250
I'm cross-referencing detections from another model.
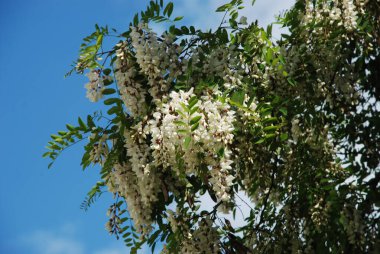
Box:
left=44, top=0, right=380, bottom=253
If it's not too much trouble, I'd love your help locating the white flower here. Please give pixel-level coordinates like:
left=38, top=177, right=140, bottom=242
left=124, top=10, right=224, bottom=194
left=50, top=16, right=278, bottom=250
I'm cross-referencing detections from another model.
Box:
left=106, top=163, right=154, bottom=235
left=180, top=216, right=220, bottom=254
left=291, top=118, right=300, bottom=142
left=85, top=70, right=104, bottom=102
left=114, top=53, right=148, bottom=116
left=89, top=134, right=109, bottom=165
left=130, top=24, right=183, bottom=102
left=145, top=88, right=236, bottom=204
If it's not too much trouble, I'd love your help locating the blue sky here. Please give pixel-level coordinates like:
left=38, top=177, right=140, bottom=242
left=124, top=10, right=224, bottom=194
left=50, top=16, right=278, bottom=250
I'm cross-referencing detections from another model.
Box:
left=0, top=1, right=293, bottom=253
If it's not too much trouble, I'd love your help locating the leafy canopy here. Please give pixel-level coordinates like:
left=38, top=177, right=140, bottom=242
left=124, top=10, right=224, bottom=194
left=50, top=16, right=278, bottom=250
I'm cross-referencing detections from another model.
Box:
left=45, top=0, right=380, bottom=253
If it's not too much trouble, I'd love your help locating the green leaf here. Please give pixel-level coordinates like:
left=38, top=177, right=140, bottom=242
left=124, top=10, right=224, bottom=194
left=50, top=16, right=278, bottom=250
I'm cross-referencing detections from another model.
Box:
left=103, top=78, right=113, bottom=86
left=87, top=115, right=95, bottom=128
left=107, top=106, right=119, bottom=115
left=179, top=102, right=189, bottom=113
left=279, top=107, right=288, bottom=116
left=42, top=152, right=51, bottom=158
left=190, top=115, right=202, bottom=125
left=184, top=136, right=191, bottom=149
left=188, top=96, right=198, bottom=107
left=217, top=147, right=225, bottom=157
left=122, top=232, right=131, bottom=238
left=181, top=26, right=189, bottom=34
left=260, top=107, right=272, bottom=117
left=104, top=98, right=122, bottom=105
left=151, top=242, right=156, bottom=253
left=177, top=129, right=188, bottom=135
left=66, top=124, right=76, bottom=131
left=164, top=2, right=174, bottom=17
left=103, top=68, right=111, bottom=75
left=231, top=90, right=245, bottom=105
left=96, top=34, right=103, bottom=47
left=48, top=161, right=54, bottom=169
left=51, top=143, right=61, bottom=150
left=265, top=133, right=276, bottom=140
left=261, top=117, right=278, bottom=124
left=255, top=138, right=265, bottom=144
left=121, top=225, right=130, bottom=233
left=189, top=106, right=199, bottom=115
left=191, top=122, right=200, bottom=131
left=280, top=133, right=288, bottom=141
left=174, top=120, right=187, bottom=126
left=133, top=13, right=139, bottom=26
left=167, top=3, right=174, bottom=17
left=176, top=110, right=187, bottom=118
left=51, top=134, right=60, bottom=140
left=78, top=117, right=87, bottom=130
left=216, top=3, right=229, bottom=12
left=102, top=88, right=116, bottom=95
left=173, top=16, right=183, bottom=21
left=265, top=48, right=273, bottom=63
left=148, top=230, right=161, bottom=245
left=287, top=77, right=296, bottom=86
left=263, top=125, right=279, bottom=132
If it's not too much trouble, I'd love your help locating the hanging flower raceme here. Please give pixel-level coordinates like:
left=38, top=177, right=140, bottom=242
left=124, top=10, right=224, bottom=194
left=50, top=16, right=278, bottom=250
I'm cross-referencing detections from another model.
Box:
left=302, top=0, right=359, bottom=32
left=88, top=133, right=109, bottom=166
left=181, top=216, right=221, bottom=254
left=106, top=163, right=154, bottom=235
left=114, top=51, right=148, bottom=116
left=123, top=123, right=162, bottom=208
left=84, top=70, right=112, bottom=102
left=144, top=87, right=236, bottom=203
left=130, top=23, right=183, bottom=102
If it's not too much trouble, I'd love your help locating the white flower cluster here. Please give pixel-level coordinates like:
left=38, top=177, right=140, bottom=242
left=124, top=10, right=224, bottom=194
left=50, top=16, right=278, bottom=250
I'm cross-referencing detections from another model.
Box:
left=231, top=94, right=260, bottom=192
left=106, top=163, right=154, bottom=235
left=291, top=118, right=301, bottom=143
left=105, top=203, right=122, bottom=236
left=84, top=70, right=113, bottom=103
left=310, top=197, right=329, bottom=232
left=209, top=150, right=235, bottom=202
left=341, top=0, right=358, bottom=31
left=303, top=0, right=358, bottom=32
left=145, top=88, right=236, bottom=202
left=114, top=49, right=147, bottom=116
left=223, top=73, right=243, bottom=90
left=123, top=123, right=161, bottom=207
left=293, top=6, right=360, bottom=106
left=167, top=208, right=190, bottom=235
left=180, top=217, right=220, bottom=254
left=189, top=45, right=244, bottom=87
left=89, top=134, right=109, bottom=166
left=85, top=70, right=105, bottom=102
left=130, top=23, right=183, bottom=101
left=342, top=205, right=365, bottom=246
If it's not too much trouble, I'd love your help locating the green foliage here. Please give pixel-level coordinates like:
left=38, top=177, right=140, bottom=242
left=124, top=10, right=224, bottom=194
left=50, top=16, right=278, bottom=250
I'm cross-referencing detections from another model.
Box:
left=80, top=181, right=105, bottom=211
left=45, top=0, right=380, bottom=253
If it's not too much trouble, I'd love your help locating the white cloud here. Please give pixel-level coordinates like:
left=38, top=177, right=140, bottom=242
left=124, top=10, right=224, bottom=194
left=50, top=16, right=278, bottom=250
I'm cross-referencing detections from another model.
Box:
left=24, top=230, right=84, bottom=254
left=93, top=247, right=126, bottom=254
left=23, top=224, right=128, bottom=254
